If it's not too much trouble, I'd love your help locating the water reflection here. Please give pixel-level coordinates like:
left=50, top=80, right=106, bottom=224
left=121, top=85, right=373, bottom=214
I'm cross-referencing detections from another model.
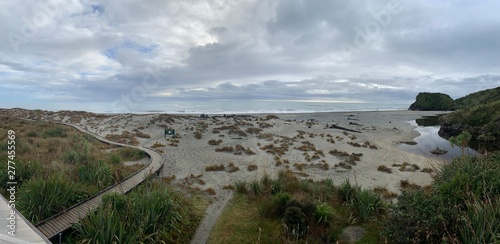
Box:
left=399, top=120, right=477, bottom=160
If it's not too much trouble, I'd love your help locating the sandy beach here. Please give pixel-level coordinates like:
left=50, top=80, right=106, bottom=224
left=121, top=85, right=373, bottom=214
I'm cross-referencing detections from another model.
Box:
left=1, top=109, right=444, bottom=194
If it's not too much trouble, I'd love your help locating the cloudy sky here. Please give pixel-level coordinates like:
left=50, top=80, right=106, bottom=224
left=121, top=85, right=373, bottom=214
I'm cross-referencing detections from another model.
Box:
left=1, top=0, right=499, bottom=111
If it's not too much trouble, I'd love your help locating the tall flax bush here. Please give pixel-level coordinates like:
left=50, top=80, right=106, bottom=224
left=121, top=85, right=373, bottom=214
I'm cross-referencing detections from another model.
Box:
left=73, top=180, right=200, bottom=243
left=18, top=174, right=89, bottom=224
left=355, top=189, right=383, bottom=222
left=77, top=161, right=114, bottom=189
left=458, top=197, right=500, bottom=244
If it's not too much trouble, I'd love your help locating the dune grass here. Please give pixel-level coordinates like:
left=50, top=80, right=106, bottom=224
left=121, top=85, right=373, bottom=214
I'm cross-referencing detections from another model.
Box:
left=210, top=172, right=386, bottom=243
left=72, top=179, right=207, bottom=243
left=208, top=194, right=282, bottom=244
left=0, top=116, right=147, bottom=224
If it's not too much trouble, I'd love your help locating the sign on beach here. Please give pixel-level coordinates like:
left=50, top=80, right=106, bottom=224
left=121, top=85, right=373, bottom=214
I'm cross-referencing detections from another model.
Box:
left=165, top=129, right=175, bottom=137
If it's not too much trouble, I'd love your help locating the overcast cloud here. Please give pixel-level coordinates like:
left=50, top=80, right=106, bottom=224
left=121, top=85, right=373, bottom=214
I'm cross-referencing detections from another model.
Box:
left=1, top=0, right=499, bottom=111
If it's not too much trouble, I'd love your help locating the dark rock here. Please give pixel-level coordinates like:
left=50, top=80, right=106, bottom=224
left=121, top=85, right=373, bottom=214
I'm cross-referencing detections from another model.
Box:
left=430, top=148, right=448, bottom=155
left=338, top=226, right=365, bottom=243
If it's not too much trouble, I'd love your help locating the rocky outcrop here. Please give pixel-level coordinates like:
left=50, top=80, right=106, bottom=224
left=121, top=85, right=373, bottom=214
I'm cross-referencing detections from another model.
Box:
left=408, top=93, right=455, bottom=111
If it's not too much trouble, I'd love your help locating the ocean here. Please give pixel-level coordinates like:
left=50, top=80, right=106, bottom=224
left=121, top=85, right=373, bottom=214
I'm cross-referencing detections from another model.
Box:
left=6, top=100, right=409, bottom=114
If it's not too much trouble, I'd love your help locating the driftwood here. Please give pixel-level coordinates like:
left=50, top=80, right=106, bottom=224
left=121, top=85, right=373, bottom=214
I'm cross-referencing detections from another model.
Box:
left=349, top=122, right=363, bottom=126
left=328, top=124, right=362, bottom=133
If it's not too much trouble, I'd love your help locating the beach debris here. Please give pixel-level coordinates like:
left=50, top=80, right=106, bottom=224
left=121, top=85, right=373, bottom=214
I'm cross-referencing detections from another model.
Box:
left=400, top=141, right=417, bottom=145
left=328, top=124, right=362, bottom=133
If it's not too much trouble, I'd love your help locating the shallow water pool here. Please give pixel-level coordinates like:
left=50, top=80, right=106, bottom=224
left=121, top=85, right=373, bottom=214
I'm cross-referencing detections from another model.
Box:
left=399, top=120, right=477, bottom=160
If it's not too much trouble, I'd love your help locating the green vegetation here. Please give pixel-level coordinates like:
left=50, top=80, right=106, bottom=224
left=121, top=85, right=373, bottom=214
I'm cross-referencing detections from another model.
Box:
left=408, top=92, right=455, bottom=111
left=210, top=172, right=387, bottom=242
left=439, top=86, right=500, bottom=148
left=384, top=153, right=500, bottom=243
left=454, top=86, right=500, bottom=109
left=209, top=194, right=282, bottom=244
left=72, top=179, right=206, bottom=243
left=212, top=153, right=500, bottom=243
left=0, top=117, right=146, bottom=224
left=18, top=174, right=91, bottom=224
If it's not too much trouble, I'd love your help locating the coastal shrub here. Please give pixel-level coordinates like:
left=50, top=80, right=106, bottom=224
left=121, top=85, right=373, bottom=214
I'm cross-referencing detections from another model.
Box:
left=208, top=139, right=223, bottom=145
left=323, top=178, right=335, bottom=190
left=458, top=197, right=500, bottom=244
left=377, top=165, right=392, bottom=173
left=434, top=155, right=500, bottom=206
left=315, top=202, right=334, bottom=226
left=245, top=127, right=263, bottom=134
left=354, top=189, right=383, bottom=222
left=384, top=154, right=500, bottom=243
left=337, top=162, right=352, bottom=170
left=283, top=206, right=308, bottom=239
left=73, top=180, right=201, bottom=243
left=270, top=180, right=283, bottom=195
left=249, top=180, right=262, bottom=196
left=73, top=206, right=136, bottom=243
left=299, top=180, right=311, bottom=193
left=293, top=163, right=307, bottom=171
left=215, top=146, right=234, bottom=153
left=234, top=180, right=247, bottom=194
left=109, top=154, right=121, bottom=164
left=329, top=149, right=349, bottom=157
left=205, top=188, right=217, bottom=195
left=399, top=180, right=421, bottom=190
left=374, top=187, right=398, bottom=199
left=64, top=150, right=79, bottom=164
left=116, top=147, right=146, bottom=160
left=225, top=163, right=240, bottom=173
left=18, top=174, right=89, bottom=224
left=247, top=164, right=258, bottom=171
left=348, top=141, right=362, bottom=147
left=383, top=189, right=447, bottom=243
left=77, top=161, right=114, bottom=189
left=272, top=192, right=291, bottom=216
left=20, top=160, right=42, bottom=184
left=261, top=174, right=272, bottom=186
left=133, top=130, right=151, bottom=138
left=43, top=126, right=67, bottom=138
left=205, top=164, right=225, bottom=171
left=284, top=199, right=315, bottom=238
left=338, top=179, right=358, bottom=204
left=101, top=192, right=128, bottom=214
left=151, top=141, right=165, bottom=148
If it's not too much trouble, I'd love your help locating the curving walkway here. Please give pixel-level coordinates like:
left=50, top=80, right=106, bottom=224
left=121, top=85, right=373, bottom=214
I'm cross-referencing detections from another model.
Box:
left=19, top=121, right=166, bottom=239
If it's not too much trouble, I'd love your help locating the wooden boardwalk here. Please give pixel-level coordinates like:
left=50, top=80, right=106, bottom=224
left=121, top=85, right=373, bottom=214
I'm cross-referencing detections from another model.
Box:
left=33, top=123, right=165, bottom=239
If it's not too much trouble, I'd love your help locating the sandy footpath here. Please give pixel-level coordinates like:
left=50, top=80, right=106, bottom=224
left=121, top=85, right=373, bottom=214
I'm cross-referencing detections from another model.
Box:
left=0, top=108, right=446, bottom=242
